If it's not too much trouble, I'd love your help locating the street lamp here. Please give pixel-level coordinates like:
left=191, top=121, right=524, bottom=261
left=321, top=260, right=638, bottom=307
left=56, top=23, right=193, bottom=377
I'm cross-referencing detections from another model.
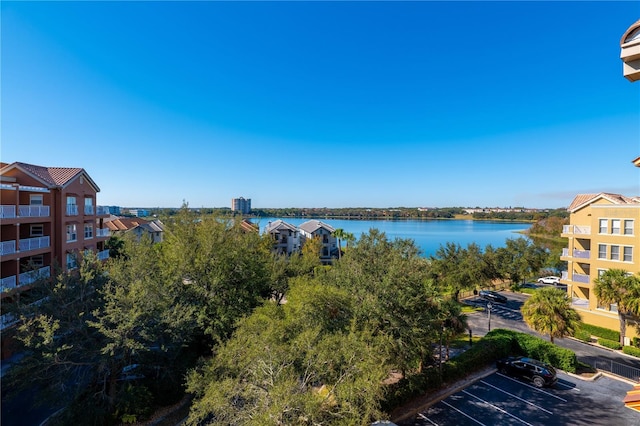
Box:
left=487, top=302, right=493, bottom=332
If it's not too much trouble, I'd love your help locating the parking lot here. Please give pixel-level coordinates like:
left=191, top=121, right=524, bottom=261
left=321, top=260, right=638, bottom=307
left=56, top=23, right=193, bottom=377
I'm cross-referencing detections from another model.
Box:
left=399, top=371, right=640, bottom=426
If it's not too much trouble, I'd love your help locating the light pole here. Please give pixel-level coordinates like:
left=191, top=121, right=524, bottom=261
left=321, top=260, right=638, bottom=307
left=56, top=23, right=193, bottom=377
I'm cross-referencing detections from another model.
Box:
left=487, top=302, right=493, bottom=332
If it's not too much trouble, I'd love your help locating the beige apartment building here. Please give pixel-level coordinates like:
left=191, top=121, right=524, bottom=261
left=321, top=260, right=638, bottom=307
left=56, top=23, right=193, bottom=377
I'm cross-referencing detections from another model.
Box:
left=561, top=193, right=640, bottom=344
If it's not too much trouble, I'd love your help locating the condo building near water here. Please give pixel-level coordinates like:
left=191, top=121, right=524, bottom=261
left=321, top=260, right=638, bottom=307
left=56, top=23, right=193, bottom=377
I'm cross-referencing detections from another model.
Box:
left=561, top=192, right=640, bottom=344
left=0, top=161, right=111, bottom=358
left=231, top=197, right=251, bottom=214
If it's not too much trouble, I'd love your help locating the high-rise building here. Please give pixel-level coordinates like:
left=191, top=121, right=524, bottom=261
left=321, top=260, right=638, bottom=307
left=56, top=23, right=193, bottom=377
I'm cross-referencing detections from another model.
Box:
left=231, top=197, right=251, bottom=214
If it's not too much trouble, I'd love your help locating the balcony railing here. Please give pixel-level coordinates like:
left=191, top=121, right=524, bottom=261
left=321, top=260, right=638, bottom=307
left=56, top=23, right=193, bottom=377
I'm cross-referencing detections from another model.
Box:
left=96, top=206, right=110, bottom=215
left=0, top=313, right=18, bottom=331
left=66, top=205, right=78, bottom=216
left=19, top=236, right=50, bottom=252
left=563, top=225, right=591, bottom=235
left=1, top=205, right=16, bottom=218
left=1, top=275, right=16, bottom=292
left=571, top=298, right=590, bottom=309
left=562, top=248, right=590, bottom=259
left=96, top=228, right=110, bottom=238
left=572, top=273, right=590, bottom=284
left=20, top=205, right=50, bottom=217
left=1, top=240, right=16, bottom=255
left=97, top=249, right=110, bottom=261
left=19, top=266, right=50, bottom=286
left=84, top=205, right=94, bottom=215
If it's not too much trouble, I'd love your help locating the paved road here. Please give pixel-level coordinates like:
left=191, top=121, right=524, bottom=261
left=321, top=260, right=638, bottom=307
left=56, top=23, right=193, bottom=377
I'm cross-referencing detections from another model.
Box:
left=465, top=291, right=640, bottom=374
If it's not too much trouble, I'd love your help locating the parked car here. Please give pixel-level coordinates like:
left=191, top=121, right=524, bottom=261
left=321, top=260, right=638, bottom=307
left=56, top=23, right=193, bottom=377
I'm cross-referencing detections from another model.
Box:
left=496, top=356, right=557, bottom=387
left=478, top=290, right=507, bottom=304
left=537, top=276, right=560, bottom=285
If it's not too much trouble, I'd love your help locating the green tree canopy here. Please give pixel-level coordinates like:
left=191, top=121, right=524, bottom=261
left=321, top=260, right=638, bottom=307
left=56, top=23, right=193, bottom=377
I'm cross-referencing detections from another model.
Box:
left=594, top=269, right=640, bottom=345
left=521, top=287, right=581, bottom=343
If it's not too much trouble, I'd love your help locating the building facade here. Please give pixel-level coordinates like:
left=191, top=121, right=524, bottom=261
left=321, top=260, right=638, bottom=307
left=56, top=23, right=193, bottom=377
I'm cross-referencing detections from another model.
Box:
left=105, top=217, right=165, bottom=243
left=298, top=220, right=337, bottom=263
left=560, top=192, right=640, bottom=344
left=231, top=197, right=251, bottom=214
left=0, top=162, right=111, bottom=357
left=265, top=220, right=300, bottom=255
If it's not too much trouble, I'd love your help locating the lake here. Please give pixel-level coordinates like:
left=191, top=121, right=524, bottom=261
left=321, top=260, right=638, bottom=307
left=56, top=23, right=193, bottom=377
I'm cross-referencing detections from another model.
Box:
left=254, top=217, right=531, bottom=257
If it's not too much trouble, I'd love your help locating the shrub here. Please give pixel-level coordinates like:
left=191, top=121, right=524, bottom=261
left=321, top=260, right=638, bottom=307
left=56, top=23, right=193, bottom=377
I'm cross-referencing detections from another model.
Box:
left=512, top=332, right=577, bottom=373
left=623, top=346, right=640, bottom=358
left=574, top=329, right=592, bottom=343
left=633, top=337, right=640, bottom=348
left=579, top=324, right=620, bottom=342
left=597, top=338, right=622, bottom=350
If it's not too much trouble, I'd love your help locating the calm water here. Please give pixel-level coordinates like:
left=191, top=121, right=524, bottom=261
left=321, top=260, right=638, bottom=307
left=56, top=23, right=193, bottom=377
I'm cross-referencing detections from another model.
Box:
left=255, top=217, right=531, bottom=257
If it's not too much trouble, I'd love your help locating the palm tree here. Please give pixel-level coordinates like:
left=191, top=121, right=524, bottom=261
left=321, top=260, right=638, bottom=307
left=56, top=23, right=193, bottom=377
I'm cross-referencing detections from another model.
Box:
left=521, top=287, right=581, bottom=343
left=332, top=228, right=347, bottom=259
left=594, top=269, right=640, bottom=346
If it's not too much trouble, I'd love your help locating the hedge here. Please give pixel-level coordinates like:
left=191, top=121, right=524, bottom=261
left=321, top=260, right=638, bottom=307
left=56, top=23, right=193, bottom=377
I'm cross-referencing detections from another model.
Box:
left=623, top=346, right=640, bottom=358
left=597, top=338, right=622, bottom=350
left=579, top=323, right=620, bottom=342
left=574, top=329, right=592, bottom=343
left=633, top=337, right=640, bottom=348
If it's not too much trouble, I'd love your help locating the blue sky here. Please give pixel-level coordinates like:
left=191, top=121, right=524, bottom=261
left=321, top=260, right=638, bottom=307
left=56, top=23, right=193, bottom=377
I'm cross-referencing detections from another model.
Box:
left=2, top=1, right=639, bottom=209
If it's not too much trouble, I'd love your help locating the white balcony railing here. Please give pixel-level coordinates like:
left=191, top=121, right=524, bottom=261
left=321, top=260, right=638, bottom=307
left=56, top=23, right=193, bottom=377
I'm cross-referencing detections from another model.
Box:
left=0, top=313, right=18, bottom=331
left=563, top=225, right=591, bottom=235
left=571, top=298, right=590, bottom=309
left=96, top=206, right=110, bottom=215
left=1, top=205, right=16, bottom=218
left=1, top=240, right=17, bottom=255
left=562, top=248, right=590, bottom=259
left=18, top=205, right=50, bottom=217
left=84, top=205, right=94, bottom=215
left=97, top=249, right=110, bottom=261
left=561, top=271, right=568, bottom=280
left=19, top=266, right=50, bottom=287
left=96, top=228, right=110, bottom=238
left=66, top=205, right=78, bottom=216
left=19, top=236, right=50, bottom=252
left=0, top=275, right=17, bottom=292
left=572, top=273, right=590, bottom=284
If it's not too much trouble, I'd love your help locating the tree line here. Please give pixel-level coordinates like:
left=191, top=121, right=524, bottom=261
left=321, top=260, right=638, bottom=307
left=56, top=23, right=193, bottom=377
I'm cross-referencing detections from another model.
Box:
left=3, top=207, right=585, bottom=425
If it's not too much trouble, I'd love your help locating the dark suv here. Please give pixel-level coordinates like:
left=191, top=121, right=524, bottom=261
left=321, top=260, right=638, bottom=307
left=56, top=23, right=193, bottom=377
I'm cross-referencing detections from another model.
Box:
left=478, top=290, right=507, bottom=304
left=496, top=356, right=557, bottom=387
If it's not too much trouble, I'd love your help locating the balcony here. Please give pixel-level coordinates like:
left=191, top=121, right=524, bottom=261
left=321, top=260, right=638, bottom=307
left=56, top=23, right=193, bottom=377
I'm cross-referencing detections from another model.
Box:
left=0, top=313, right=18, bottom=331
left=571, top=297, right=590, bottom=309
left=18, top=205, right=50, bottom=217
left=96, top=206, right=110, bottom=215
left=84, top=205, right=94, bottom=215
left=97, top=249, right=110, bottom=261
left=66, top=205, right=78, bottom=216
left=562, top=248, right=590, bottom=259
left=96, top=228, right=111, bottom=238
left=572, top=273, right=590, bottom=284
left=19, top=266, right=50, bottom=287
left=1, top=240, right=16, bottom=256
left=19, top=236, right=50, bottom=252
left=1, top=205, right=16, bottom=219
left=1, top=275, right=16, bottom=292
left=562, top=225, right=591, bottom=235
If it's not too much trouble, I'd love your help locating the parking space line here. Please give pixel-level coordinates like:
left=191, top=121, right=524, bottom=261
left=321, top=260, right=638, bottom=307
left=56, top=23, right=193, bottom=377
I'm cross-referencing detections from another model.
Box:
left=441, top=400, right=486, bottom=426
left=496, top=372, right=567, bottom=402
left=555, top=380, right=580, bottom=392
left=479, top=380, right=552, bottom=414
left=462, top=390, right=534, bottom=426
left=418, top=413, right=438, bottom=425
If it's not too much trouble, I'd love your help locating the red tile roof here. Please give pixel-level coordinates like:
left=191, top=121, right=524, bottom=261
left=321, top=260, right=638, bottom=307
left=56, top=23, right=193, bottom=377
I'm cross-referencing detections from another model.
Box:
left=15, top=162, right=83, bottom=186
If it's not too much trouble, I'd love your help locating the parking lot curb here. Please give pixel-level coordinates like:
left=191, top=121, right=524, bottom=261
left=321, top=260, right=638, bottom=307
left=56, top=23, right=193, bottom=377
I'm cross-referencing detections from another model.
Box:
left=563, top=370, right=603, bottom=382
left=390, top=367, right=496, bottom=424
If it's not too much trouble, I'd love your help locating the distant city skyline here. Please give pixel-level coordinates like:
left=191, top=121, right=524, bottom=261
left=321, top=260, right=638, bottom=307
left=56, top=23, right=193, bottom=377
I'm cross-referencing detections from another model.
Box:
left=2, top=2, right=639, bottom=209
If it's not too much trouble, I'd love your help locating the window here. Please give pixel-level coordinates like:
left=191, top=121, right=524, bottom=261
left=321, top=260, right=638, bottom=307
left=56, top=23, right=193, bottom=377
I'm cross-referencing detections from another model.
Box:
left=598, top=244, right=607, bottom=259
left=66, top=196, right=78, bottom=215
left=624, top=246, right=633, bottom=262
left=610, top=303, right=618, bottom=313
left=624, top=220, right=634, bottom=235
left=29, top=255, right=44, bottom=268
left=66, top=253, right=77, bottom=269
left=598, top=269, right=606, bottom=278
left=84, top=223, right=93, bottom=239
left=599, top=219, right=607, bottom=234
left=610, top=245, right=620, bottom=261
left=611, top=219, right=621, bottom=234
left=30, top=194, right=43, bottom=205
left=84, top=197, right=94, bottom=215
left=66, top=224, right=77, bottom=242
left=30, top=225, right=44, bottom=237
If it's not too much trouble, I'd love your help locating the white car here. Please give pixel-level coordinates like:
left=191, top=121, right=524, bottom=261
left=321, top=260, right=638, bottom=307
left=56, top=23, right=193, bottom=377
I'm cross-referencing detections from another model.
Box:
left=537, top=276, right=560, bottom=285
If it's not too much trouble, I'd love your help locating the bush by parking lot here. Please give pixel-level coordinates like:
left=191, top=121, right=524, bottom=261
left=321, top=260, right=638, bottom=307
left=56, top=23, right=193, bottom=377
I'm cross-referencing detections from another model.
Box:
left=579, top=323, right=620, bottom=343
left=598, top=338, right=622, bottom=350
left=623, top=345, right=640, bottom=358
